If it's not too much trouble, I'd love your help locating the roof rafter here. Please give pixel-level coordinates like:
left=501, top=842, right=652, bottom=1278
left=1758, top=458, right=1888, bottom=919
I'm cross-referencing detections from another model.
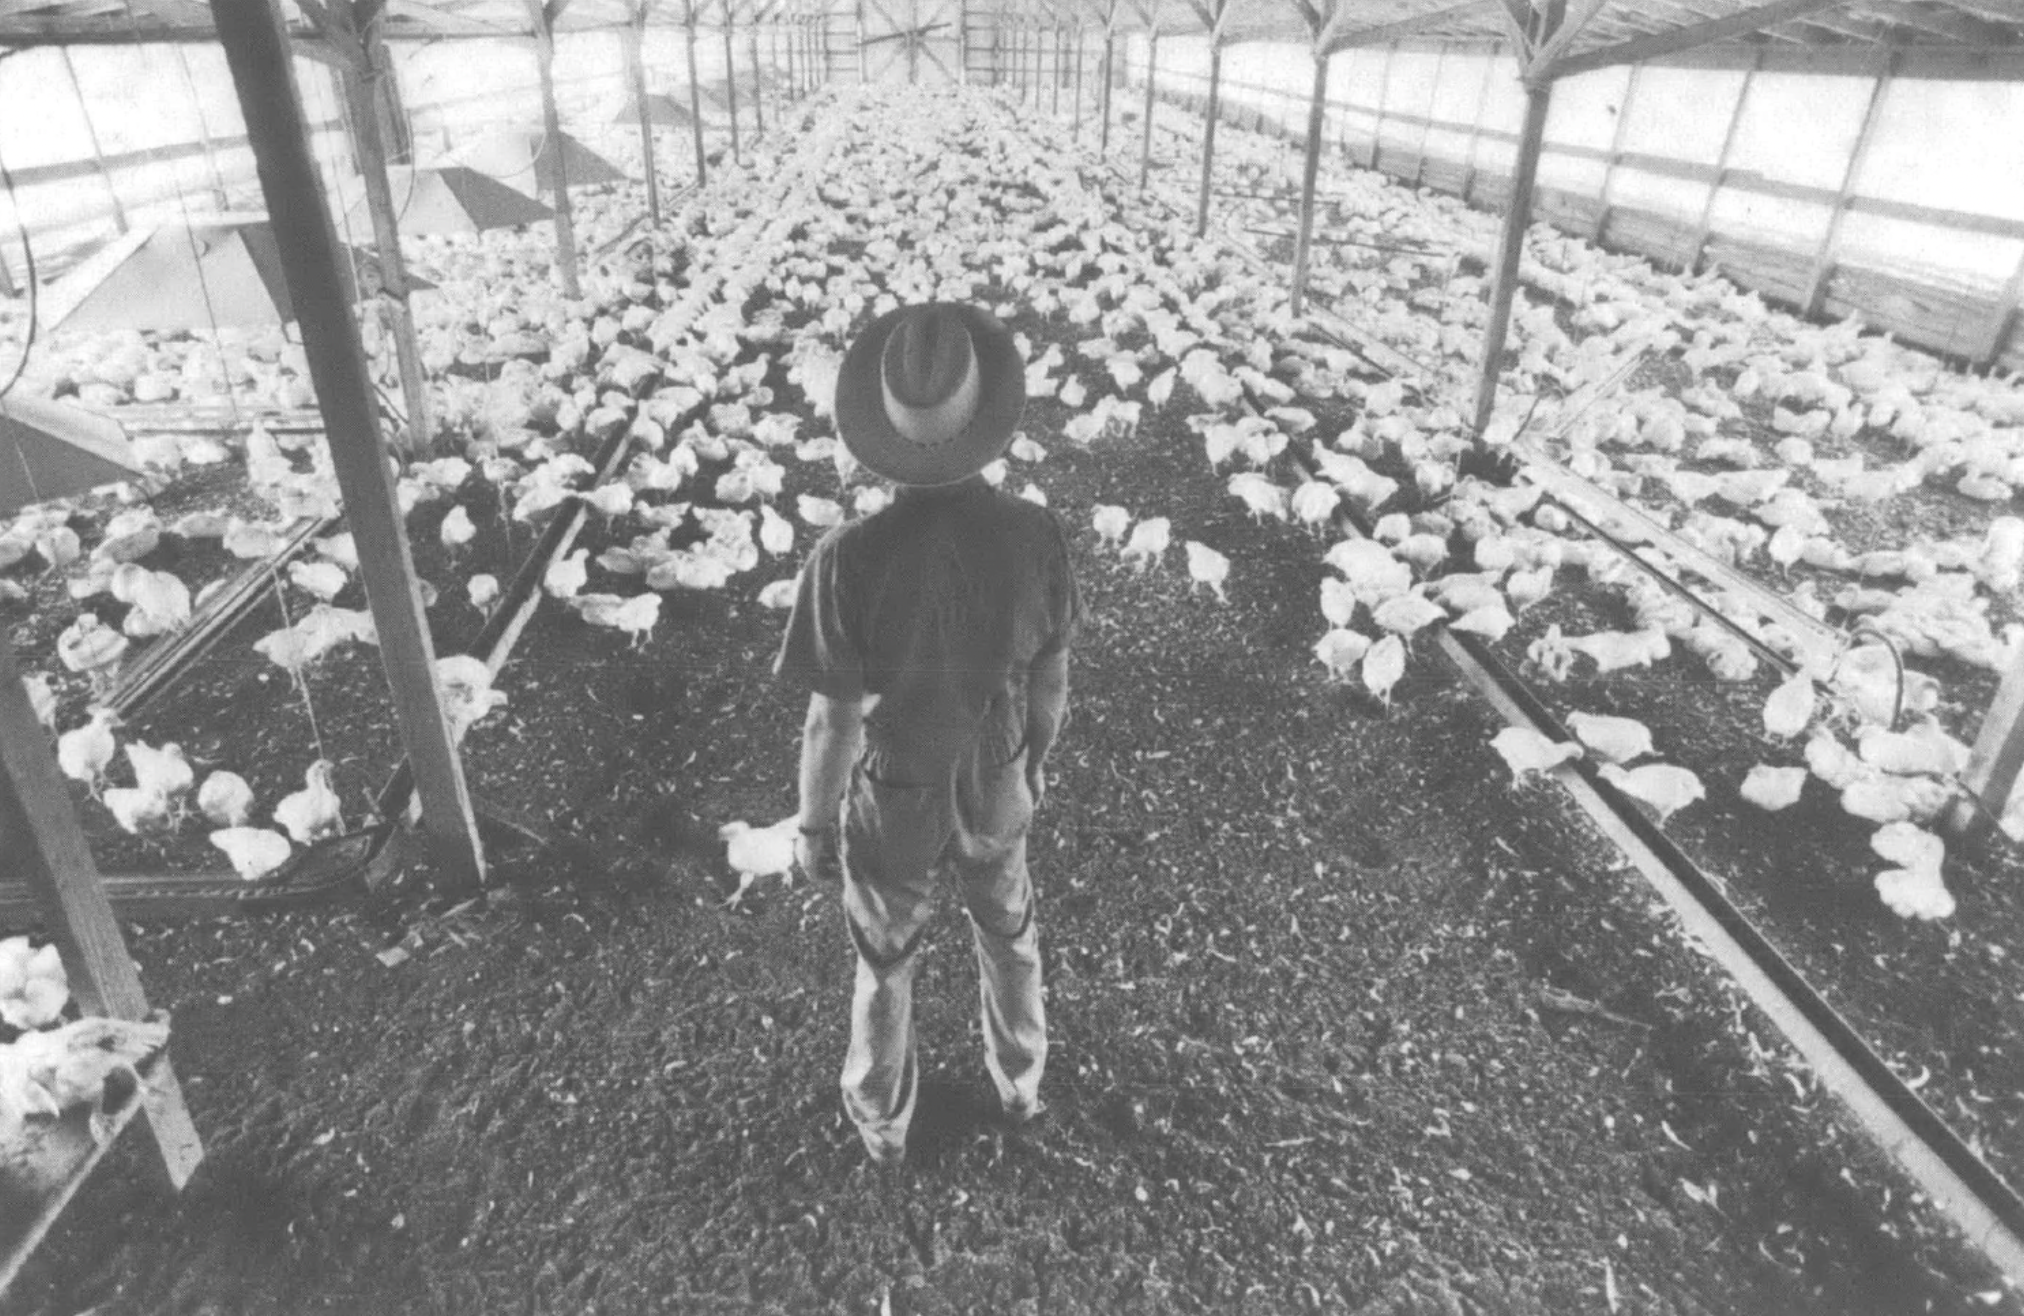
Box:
left=1548, top=0, right=1853, bottom=75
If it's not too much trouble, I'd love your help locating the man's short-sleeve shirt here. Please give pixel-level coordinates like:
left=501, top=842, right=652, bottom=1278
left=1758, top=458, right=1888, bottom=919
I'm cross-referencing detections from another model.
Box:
left=774, top=478, right=1081, bottom=777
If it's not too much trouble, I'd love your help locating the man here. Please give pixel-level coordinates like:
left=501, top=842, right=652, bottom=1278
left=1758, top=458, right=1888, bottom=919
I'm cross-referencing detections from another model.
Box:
left=773, top=302, right=1081, bottom=1167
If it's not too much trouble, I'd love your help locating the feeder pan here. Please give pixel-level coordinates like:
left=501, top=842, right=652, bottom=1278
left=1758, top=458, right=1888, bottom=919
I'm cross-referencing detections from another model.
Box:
left=344, top=166, right=554, bottom=238
left=614, top=93, right=692, bottom=127
left=448, top=128, right=629, bottom=195
left=0, top=393, right=141, bottom=517
left=41, top=215, right=430, bottom=335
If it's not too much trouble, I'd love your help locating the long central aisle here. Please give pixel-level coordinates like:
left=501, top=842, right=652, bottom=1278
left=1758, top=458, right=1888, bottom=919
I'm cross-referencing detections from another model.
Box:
left=11, top=85, right=2008, bottom=1315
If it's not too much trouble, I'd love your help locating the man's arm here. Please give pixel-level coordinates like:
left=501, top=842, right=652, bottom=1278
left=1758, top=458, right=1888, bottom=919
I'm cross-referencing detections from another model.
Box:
left=798, top=691, right=869, bottom=833
left=1024, top=647, right=1070, bottom=804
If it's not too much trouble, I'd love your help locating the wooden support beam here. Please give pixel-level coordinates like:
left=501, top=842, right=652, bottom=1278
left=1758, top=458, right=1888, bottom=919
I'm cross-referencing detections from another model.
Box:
left=334, top=4, right=434, bottom=459
left=1471, top=74, right=1553, bottom=436
left=722, top=0, right=742, bottom=158
left=626, top=13, right=662, bottom=222
left=1054, top=24, right=1064, bottom=115
left=1196, top=15, right=1224, bottom=237
left=1690, top=51, right=1755, bottom=272
left=1984, top=246, right=2024, bottom=371
left=1802, top=51, right=1893, bottom=319
left=1320, top=0, right=1498, bottom=56
left=750, top=25, right=766, bottom=134
left=1548, top=0, right=1850, bottom=78
left=686, top=4, right=709, bottom=185
left=0, top=637, right=204, bottom=1190
left=1947, top=641, right=2024, bottom=844
left=61, top=48, right=126, bottom=235
left=1593, top=61, right=1639, bottom=243
left=213, top=0, right=487, bottom=889
left=1071, top=23, right=1083, bottom=133
left=1522, top=0, right=1612, bottom=79
left=1100, top=24, right=1115, bottom=152
left=1367, top=40, right=1393, bottom=170
left=1415, top=41, right=1447, bottom=188
left=528, top=15, right=582, bottom=300
left=1139, top=26, right=1158, bottom=190
left=1290, top=47, right=1331, bottom=315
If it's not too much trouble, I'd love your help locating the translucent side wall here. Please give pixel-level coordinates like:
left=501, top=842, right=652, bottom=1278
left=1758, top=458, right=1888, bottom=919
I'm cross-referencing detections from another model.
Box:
left=1123, top=33, right=2024, bottom=367
left=0, top=27, right=785, bottom=281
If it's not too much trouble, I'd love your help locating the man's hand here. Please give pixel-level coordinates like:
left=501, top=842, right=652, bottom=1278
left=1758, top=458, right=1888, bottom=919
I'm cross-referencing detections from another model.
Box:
left=794, top=824, right=842, bottom=884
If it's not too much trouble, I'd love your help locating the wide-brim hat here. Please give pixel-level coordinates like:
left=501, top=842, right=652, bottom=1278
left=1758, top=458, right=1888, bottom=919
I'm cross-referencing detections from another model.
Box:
left=835, top=302, right=1025, bottom=487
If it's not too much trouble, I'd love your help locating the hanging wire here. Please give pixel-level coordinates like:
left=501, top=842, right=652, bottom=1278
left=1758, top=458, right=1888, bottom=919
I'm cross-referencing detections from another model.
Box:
left=264, top=557, right=334, bottom=771
left=0, top=81, right=39, bottom=402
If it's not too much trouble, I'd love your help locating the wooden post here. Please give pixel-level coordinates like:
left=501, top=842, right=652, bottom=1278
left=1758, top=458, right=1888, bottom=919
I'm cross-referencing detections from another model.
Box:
left=529, top=16, right=582, bottom=301
left=1471, top=74, right=1553, bottom=437
left=1947, top=644, right=2024, bottom=844
left=1592, top=61, right=1639, bottom=244
left=781, top=18, right=795, bottom=101
left=1196, top=23, right=1223, bottom=237
left=1691, top=51, right=1756, bottom=273
left=1983, top=248, right=2024, bottom=371
left=1071, top=25, right=1083, bottom=135
left=1803, top=51, right=1895, bottom=319
left=626, top=12, right=663, bottom=223
left=1291, top=47, right=1332, bottom=316
left=910, top=0, right=923, bottom=84
left=212, top=0, right=486, bottom=887
left=0, top=639, right=205, bottom=1188
left=1415, top=43, right=1446, bottom=189
left=1367, top=40, right=1392, bottom=171
left=62, top=49, right=127, bottom=235
left=1138, top=27, right=1158, bottom=191
left=723, top=0, right=743, bottom=160
left=750, top=26, right=766, bottom=135
left=1053, top=26, right=1064, bottom=116
left=686, top=4, right=710, bottom=186
left=334, top=4, right=435, bottom=459
left=1099, top=24, right=1115, bottom=152
left=1461, top=43, right=1496, bottom=205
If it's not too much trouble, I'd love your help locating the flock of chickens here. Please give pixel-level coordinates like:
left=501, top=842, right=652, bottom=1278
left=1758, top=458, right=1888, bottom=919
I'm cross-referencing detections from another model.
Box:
left=2, top=82, right=2022, bottom=974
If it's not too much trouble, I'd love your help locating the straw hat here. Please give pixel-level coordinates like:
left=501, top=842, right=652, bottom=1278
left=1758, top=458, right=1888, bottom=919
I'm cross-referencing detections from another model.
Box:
left=834, top=303, right=1025, bottom=487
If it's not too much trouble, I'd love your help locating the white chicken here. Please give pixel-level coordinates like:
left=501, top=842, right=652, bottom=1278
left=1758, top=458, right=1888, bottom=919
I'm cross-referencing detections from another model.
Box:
left=273, top=760, right=342, bottom=845
left=719, top=816, right=799, bottom=902
left=198, top=771, right=255, bottom=828
left=544, top=548, right=589, bottom=600
left=577, top=592, right=662, bottom=647
left=759, top=505, right=794, bottom=556
left=1091, top=505, right=1131, bottom=547
left=23, top=672, right=57, bottom=734
left=799, top=495, right=845, bottom=528
left=440, top=505, right=476, bottom=551
left=1121, top=517, right=1171, bottom=572
left=1227, top=473, right=1287, bottom=522
left=288, top=560, right=348, bottom=604
left=467, top=574, right=501, bottom=613
left=1362, top=634, right=1407, bottom=705
left=1183, top=542, right=1231, bottom=603
left=57, top=709, right=119, bottom=794
left=210, top=827, right=293, bottom=881
left=1313, top=628, right=1371, bottom=680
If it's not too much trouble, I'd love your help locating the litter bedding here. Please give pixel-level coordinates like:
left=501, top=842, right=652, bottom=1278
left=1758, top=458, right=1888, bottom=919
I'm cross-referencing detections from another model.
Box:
left=2, top=83, right=2023, bottom=1312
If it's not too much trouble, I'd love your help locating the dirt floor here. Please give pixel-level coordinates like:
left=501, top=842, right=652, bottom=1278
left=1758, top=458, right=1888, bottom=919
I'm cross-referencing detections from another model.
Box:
left=12, top=364, right=2022, bottom=1313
